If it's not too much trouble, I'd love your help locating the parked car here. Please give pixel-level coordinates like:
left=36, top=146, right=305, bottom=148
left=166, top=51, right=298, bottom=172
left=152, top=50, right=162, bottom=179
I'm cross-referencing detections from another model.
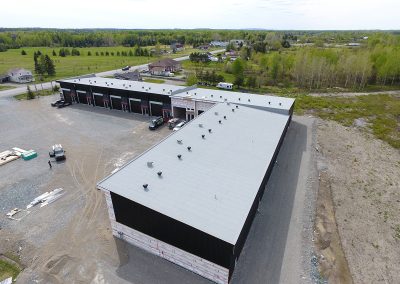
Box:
left=49, top=144, right=66, bottom=161
left=57, top=101, right=72, bottom=108
left=173, top=121, right=186, bottom=131
left=149, top=116, right=164, bottom=130
left=51, top=99, right=64, bottom=107
left=122, top=66, right=131, bottom=71
left=168, top=118, right=180, bottom=129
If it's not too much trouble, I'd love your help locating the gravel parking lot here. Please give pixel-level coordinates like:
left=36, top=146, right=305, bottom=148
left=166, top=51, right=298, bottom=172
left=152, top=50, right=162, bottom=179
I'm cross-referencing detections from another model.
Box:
left=0, top=94, right=317, bottom=284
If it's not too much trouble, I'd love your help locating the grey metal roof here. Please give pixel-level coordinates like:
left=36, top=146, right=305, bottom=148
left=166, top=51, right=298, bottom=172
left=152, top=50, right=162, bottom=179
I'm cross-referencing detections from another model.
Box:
left=57, top=77, right=185, bottom=96
left=172, top=88, right=295, bottom=115
left=97, top=102, right=291, bottom=245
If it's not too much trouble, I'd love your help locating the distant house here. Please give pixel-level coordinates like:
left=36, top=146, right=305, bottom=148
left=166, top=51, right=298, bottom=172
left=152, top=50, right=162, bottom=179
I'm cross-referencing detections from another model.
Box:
left=0, top=74, right=10, bottom=83
left=8, top=68, right=34, bottom=83
left=170, top=43, right=184, bottom=52
left=114, top=70, right=142, bottom=81
left=210, top=41, right=229, bottom=47
left=197, top=45, right=210, bottom=50
left=148, top=58, right=182, bottom=76
left=347, top=43, right=361, bottom=47
left=230, top=39, right=245, bottom=47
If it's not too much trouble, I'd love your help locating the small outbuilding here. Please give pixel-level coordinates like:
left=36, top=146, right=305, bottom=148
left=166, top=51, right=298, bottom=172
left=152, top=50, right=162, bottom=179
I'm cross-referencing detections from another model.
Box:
left=8, top=68, right=34, bottom=83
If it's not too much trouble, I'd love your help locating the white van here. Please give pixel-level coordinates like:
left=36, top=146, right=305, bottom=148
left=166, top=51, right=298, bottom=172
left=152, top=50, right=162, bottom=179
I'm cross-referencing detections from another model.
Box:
left=216, top=82, right=233, bottom=90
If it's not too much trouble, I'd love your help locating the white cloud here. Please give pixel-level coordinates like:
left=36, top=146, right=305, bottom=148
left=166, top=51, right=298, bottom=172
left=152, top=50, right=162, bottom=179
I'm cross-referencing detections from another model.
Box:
left=0, top=0, right=399, bottom=29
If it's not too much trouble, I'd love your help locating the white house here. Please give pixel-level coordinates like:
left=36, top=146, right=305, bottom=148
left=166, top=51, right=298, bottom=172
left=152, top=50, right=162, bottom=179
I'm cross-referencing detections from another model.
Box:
left=8, top=68, right=34, bottom=83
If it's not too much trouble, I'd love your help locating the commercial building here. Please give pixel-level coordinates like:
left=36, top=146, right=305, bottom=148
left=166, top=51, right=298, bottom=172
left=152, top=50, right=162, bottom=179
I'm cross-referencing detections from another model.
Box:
left=57, top=77, right=295, bottom=283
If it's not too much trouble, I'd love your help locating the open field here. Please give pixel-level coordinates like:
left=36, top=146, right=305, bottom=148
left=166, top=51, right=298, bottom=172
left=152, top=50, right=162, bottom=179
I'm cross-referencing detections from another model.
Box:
left=293, top=94, right=400, bottom=148
left=0, top=85, right=15, bottom=91
left=0, top=46, right=216, bottom=82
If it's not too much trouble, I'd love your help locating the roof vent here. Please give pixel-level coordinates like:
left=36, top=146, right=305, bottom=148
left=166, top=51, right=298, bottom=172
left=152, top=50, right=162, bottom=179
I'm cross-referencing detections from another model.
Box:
left=208, top=129, right=212, bottom=133
left=232, top=109, right=235, bottom=112
left=177, top=154, right=182, bottom=159
left=163, top=89, right=165, bottom=91
left=143, top=184, right=148, bottom=189
left=224, top=98, right=227, bottom=102
left=111, top=83, right=113, bottom=85
left=177, top=139, right=183, bottom=144
left=224, top=116, right=227, bottom=119
left=219, top=120, right=222, bottom=124
left=94, top=81, right=96, bottom=83
left=268, top=101, right=271, bottom=105
left=147, top=161, right=154, bottom=168
left=157, top=171, right=162, bottom=176
left=248, top=99, right=251, bottom=102
left=129, top=85, right=131, bottom=87
left=186, top=92, right=189, bottom=94
left=219, top=95, right=222, bottom=98
left=187, top=146, right=191, bottom=151
left=227, top=102, right=230, bottom=105
left=198, top=123, right=203, bottom=128
left=239, top=98, right=241, bottom=101
left=202, top=134, right=205, bottom=139
left=142, top=86, right=144, bottom=89
left=279, top=102, right=282, bottom=106
left=214, top=112, right=218, bottom=115
left=211, top=94, right=213, bottom=97
left=236, top=105, right=239, bottom=109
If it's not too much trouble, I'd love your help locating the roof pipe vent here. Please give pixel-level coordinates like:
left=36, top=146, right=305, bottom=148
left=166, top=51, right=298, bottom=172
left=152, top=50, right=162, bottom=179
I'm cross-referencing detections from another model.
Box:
left=208, top=129, right=212, bottom=133
left=224, top=116, right=227, bottom=119
left=248, top=99, right=251, bottom=102
left=177, top=139, right=183, bottom=144
left=268, top=101, right=271, bottom=105
left=143, top=184, right=148, bottom=190
left=177, top=154, right=182, bottom=159
left=214, top=112, right=218, bottom=115
left=211, top=94, right=213, bottom=97
left=232, top=109, right=235, bottom=112
left=202, top=134, right=205, bottom=139
left=147, top=161, right=154, bottom=168
left=187, top=146, right=191, bottom=151
left=198, top=124, right=203, bottom=128
left=239, top=98, right=241, bottom=101
left=279, top=102, right=282, bottom=106
left=220, top=95, right=222, bottom=98
left=219, top=120, right=222, bottom=124
left=157, top=171, right=162, bottom=177
left=236, top=105, right=239, bottom=109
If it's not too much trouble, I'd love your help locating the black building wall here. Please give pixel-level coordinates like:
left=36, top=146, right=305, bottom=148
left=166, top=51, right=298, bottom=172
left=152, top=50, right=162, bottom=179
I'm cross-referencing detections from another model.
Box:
left=58, top=81, right=172, bottom=112
left=111, top=192, right=234, bottom=269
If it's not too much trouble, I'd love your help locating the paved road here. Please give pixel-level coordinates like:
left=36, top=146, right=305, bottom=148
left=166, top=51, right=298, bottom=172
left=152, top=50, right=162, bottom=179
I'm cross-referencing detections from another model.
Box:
left=0, top=49, right=225, bottom=99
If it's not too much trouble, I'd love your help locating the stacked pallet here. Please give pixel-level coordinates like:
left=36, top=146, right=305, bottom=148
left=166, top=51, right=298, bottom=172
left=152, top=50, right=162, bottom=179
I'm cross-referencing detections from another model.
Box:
left=0, top=150, right=19, bottom=166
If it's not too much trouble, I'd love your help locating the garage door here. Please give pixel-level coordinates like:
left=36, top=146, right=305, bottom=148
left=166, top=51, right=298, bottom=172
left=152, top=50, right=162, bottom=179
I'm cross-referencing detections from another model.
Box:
left=150, top=101, right=163, bottom=117
left=111, top=96, right=122, bottom=110
left=77, top=92, right=88, bottom=104
left=63, top=91, right=72, bottom=103
left=129, top=99, right=142, bottom=114
left=94, top=94, right=104, bottom=107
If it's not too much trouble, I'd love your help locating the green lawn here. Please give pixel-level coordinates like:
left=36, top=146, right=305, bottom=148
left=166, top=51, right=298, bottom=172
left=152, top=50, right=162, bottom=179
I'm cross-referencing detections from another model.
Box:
left=0, top=46, right=216, bottom=83
left=0, top=85, right=15, bottom=91
left=0, top=259, right=21, bottom=282
left=143, top=78, right=165, bottom=84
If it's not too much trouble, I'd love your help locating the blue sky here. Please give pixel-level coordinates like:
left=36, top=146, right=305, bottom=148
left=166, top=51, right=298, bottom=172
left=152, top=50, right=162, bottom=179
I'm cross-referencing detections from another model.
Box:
left=1, top=0, right=399, bottom=30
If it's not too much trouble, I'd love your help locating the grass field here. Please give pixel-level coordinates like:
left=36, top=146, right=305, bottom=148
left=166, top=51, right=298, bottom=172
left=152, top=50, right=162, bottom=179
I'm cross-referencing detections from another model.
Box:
left=293, top=94, right=400, bottom=148
left=0, top=46, right=215, bottom=82
left=14, top=89, right=56, bottom=100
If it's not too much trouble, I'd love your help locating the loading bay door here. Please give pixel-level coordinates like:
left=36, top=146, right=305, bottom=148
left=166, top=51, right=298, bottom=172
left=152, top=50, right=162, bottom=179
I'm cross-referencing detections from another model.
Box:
left=111, top=96, right=122, bottom=110
left=77, top=91, right=88, bottom=104
left=129, top=98, right=142, bottom=114
left=150, top=101, right=163, bottom=117
left=94, top=94, right=104, bottom=107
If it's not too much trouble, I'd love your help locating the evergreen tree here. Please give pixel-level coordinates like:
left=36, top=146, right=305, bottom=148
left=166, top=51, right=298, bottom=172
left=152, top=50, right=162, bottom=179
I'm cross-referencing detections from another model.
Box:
left=21, top=50, right=27, bottom=55
left=95, top=51, right=99, bottom=56
left=44, top=55, right=56, bottom=76
left=52, top=50, right=57, bottom=56
left=117, top=51, right=121, bottom=56
left=129, top=50, right=134, bottom=56
left=87, top=51, right=92, bottom=56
